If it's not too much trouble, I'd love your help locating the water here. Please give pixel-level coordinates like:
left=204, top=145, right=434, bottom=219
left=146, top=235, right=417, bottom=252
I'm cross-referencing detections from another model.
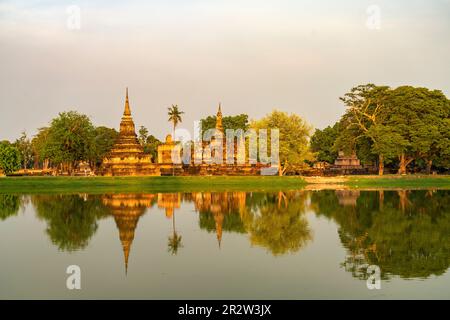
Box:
left=0, top=189, right=449, bottom=299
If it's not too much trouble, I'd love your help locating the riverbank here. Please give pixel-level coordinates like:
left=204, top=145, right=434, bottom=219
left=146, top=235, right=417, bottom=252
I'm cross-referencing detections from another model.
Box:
left=0, top=176, right=307, bottom=193
left=0, top=175, right=449, bottom=193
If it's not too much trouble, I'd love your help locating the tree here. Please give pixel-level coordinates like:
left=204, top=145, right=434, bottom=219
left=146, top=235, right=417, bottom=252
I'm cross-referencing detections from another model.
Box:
left=337, top=84, right=391, bottom=175
left=167, top=105, right=184, bottom=140
left=31, top=127, right=51, bottom=170
left=0, top=143, right=21, bottom=175
left=386, top=86, right=450, bottom=174
left=89, top=126, right=119, bottom=169
left=138, top=126, right=149, bottom=146
left=336, top=84, right=450, bottom=175
left=251, top=110, right=314, bottom=176
left=14, top=131, right=33, bottom=170
left=310, top=123, right=339, bottom=163
left=144, top=135, right=162, bottom=161
left=200, top=114, right=249, bottom=136
left=44, top=111, right=95, bottom=174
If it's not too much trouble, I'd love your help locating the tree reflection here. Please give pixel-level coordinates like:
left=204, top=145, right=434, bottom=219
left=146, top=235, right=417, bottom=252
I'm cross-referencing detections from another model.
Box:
left=32, top=194, right=110, bottom=251
left=245, top=191, right=312, bottom=255
left=0, top=194, right=22, bottom=221
left=195, top=191, right=312, bottom=255
left=311, top=189, right=450, bottom=279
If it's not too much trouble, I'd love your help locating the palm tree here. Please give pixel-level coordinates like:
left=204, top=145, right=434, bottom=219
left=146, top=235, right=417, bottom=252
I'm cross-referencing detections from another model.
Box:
left=168, top=211, right=183, bottom=255
left=167, top=105, right=184, bottom=176
left=167, top=104, right=184, bottom=141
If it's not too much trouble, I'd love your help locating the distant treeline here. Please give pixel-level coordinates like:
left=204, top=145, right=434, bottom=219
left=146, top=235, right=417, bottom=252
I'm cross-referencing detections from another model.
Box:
left=1, top=84, right=449, bottom=175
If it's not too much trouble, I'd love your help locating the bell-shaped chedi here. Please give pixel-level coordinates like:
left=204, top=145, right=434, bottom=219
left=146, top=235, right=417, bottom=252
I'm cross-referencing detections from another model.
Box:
left=99, top=88, right=160, bottom=176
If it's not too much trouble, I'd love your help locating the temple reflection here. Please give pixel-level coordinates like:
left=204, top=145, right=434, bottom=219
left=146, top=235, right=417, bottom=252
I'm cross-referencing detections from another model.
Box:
left=2, top=189, right=445, bottom=280
left=193, top=192, right=248, bottom=247
left=102, top=194, right=156, bottom=274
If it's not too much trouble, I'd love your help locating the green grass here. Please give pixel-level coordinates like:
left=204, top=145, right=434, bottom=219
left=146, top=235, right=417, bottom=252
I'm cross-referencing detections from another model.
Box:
left=346, top=175, right=450, bottom=189
left=0, top=176, right=307, bottom=194
left=1, top=175, right=449, bottom=194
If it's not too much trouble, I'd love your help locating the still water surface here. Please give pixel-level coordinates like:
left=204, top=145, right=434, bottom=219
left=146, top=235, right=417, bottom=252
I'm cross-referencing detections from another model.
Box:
left=0, top=189, right=449, bottom=299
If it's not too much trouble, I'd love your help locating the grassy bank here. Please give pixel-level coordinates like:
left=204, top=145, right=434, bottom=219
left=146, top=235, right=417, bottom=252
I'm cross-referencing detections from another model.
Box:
left=0, top=175, right=449, bottom=194
left=346, top=175, right=450, bottom=189
left=0, top=176, right=307, bottom=194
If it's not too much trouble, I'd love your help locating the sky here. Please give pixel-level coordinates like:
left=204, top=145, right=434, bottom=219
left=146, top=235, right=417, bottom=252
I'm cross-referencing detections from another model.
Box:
left=1, top=0, right=449, bottom=141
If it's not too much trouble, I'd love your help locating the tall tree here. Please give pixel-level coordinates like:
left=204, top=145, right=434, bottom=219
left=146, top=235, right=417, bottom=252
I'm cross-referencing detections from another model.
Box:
left=251, top=110, right=314, bottom=176
left=143, top=135, right=162, bottom=161
left=0, top=143, right=21, bottom=175
left=337, top=84, right=391, bottom=175
left=14, top=131, right=33, bottom=170
left=310, top=123, right=340, bottom=163
left=44, top=111, right=95, bottom=174
left=167, top=105, right=184, bottom=141
left=89, top=126, right=119, bottom=170
left=386, top=86, right=450, bottom=174
left=31, top=127, right=51, bottom=169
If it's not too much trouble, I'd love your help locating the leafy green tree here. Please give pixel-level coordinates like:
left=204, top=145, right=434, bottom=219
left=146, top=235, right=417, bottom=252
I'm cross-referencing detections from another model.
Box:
left=44, top=111, right=95, bottom=174
left=31, top=127, right=51, bottom=169
left=0, top=143, right=22, bottom=175
left=14, top=131, right=33, bottom=170
left=310, top=123, right=339, bottom=163
left=251, top=110, right=314, bottom=175
left=144, top=135, right=162, bottom=161
left=89, top=126, right=119, bottom=169
left=386, top=86, right=450, bottom=174
left=336, top=84, right=450, bottom=174
left=337, top=84, right=391, bottom=175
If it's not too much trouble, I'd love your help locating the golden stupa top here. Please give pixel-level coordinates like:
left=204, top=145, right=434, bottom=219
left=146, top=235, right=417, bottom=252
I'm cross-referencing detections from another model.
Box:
left=123, top=87, right=131, bottom=116
left=216, top=103, right=223, bottom=132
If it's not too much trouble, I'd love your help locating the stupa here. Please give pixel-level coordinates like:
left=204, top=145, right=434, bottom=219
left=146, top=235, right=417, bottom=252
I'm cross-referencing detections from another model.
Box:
left=100, top=88, right=160, bottom=176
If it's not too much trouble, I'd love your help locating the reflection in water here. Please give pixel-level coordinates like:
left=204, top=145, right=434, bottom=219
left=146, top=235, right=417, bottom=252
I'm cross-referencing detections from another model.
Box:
left=158, top=193, right=183, bottom=254
left=0, top=194, right=23, bottom=220
left=311, top=189, right=450, bottom=279
left=32, top=195, right=109, bottom=251
left=1, top=189, right=449, bottom=281
left=102, top=194, right=156, bottom=273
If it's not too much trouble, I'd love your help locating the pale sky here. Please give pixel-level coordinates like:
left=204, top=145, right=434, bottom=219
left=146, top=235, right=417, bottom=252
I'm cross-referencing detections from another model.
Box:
left=1, top=0, right=449, bottom=141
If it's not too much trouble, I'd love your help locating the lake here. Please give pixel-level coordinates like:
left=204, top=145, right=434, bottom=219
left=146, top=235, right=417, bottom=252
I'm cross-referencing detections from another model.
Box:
left=0, top=189, right=449, bottom=299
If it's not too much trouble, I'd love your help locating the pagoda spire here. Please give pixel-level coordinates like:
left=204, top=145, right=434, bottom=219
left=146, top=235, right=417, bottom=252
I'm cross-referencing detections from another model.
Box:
left=123, top=87, right=131, bottom=116
left=122, top=240, right=131, bottom=275
left=216, top=103, right=223, bottom=133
